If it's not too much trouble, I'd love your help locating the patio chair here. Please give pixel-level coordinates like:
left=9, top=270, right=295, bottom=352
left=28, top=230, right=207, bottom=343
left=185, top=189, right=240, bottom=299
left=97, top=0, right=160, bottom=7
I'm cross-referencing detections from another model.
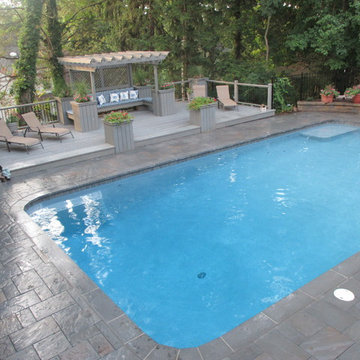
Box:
left=192, top=85, right=206, bottom=98
left=216, top=85, right=238, bottom=110
left=22, top=112, right=74, bottom=142
left=0, top=119, right=43, bottom=153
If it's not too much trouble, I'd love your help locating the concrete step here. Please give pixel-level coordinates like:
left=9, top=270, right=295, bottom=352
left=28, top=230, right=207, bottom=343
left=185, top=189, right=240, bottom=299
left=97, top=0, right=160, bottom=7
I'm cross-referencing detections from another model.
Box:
left=11, top=144, right=115, bottom=176
left=216, top=110, right=276, bottom=128
left=135, top=125, right=200, bottom=147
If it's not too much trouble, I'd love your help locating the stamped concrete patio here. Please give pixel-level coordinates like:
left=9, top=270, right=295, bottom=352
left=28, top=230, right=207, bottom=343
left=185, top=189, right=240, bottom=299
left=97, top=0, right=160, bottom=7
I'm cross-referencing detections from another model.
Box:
left=2, top=112, right=360, bottom=359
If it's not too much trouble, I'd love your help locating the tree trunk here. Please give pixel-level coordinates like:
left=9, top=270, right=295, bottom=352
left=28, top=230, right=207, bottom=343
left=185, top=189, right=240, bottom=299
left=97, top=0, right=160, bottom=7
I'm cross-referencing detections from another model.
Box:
left=45, top=0, right=66, bottom=96
left=264, top=15, right=271, bottom=62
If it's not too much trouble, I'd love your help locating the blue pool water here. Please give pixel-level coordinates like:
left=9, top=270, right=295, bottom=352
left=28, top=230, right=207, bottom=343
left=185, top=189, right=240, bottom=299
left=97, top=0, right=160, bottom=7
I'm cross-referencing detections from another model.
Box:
left=28, top=124, right=360, bottom=348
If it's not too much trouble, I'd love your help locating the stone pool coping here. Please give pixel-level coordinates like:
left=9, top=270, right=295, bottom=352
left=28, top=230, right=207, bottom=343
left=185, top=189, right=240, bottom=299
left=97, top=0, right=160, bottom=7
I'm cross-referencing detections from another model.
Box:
left=5, top=112, right=360, bottom=359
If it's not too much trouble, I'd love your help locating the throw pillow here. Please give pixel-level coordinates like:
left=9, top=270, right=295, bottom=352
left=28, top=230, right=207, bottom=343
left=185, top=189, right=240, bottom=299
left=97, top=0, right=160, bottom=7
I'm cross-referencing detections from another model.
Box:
left=110, top=93, right=120, bottom=103
left=129, top=90, right=139, bottom=100
left=120, top=91, right=129, bottom=101
left=97, top=94, right=107, bottom=105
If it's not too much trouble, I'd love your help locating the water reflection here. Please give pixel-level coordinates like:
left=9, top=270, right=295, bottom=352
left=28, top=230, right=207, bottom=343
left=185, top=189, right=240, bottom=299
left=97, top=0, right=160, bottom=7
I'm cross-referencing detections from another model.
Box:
left=30, top=207, right=69, bottom=253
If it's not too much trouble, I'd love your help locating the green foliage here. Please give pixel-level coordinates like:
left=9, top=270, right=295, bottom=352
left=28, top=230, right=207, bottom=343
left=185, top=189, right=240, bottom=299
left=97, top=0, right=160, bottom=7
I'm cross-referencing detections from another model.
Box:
left=320, top=85, right=340, bottom=97
left=72, top=81, right=91, bottom=102
left=54, top=82, right=73, bottom=98
left=104, top=111, right=133, bottom=124
left=45, top=0, right=67, bottom=95
left=345, top=85, right=360, bottom=96
left=272, top=77, right=294, bottom=113
left=188, top=96, right=217, bottom=111
left=12, top=0, right=43, bottom=104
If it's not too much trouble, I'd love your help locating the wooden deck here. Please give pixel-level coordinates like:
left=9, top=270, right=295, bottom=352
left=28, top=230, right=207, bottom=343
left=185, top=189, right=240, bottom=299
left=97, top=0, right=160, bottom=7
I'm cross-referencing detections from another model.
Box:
left=0, top=102, right=274, bottom=175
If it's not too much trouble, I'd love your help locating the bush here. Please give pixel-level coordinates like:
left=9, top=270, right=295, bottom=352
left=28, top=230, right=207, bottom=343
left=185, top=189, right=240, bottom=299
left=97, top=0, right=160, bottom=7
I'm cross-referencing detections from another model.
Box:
left=273, top=77, right=295, bottom=113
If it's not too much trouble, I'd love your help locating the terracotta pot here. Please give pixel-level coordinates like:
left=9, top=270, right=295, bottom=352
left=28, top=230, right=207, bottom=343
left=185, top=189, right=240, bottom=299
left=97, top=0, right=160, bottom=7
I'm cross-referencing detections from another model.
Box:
left=321, top=94, right=334, bottom=104
left=352, top=94, right=360, bottom=104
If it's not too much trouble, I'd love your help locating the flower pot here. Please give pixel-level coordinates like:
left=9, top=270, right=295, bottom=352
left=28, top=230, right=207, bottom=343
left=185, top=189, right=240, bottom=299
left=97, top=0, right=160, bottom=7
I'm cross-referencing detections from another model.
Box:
left=321, top=94, right=334, bottom=104
left=104, top=120, right=135, bottom=153
left=352, top=94, right=360, bottom=104
left=189, top=102, right=217, bottom=132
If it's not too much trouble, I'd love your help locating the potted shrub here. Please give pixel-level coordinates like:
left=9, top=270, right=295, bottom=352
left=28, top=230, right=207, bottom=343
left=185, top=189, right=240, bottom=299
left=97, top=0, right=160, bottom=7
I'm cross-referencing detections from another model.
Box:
left=188, top=96, right=217, bottom=132
left=345, top=85, right=360, bottom=104
left=70, top=82, right=98, bottom=132
left=103, top=111, right=135, bottom=153
left=320, top=85, right=339, bottom=103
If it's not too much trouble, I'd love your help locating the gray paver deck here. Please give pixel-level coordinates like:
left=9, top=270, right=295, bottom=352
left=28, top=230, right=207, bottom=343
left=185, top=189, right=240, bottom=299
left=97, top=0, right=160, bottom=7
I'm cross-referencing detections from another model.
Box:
left=2, top=111, right=360, bottom=359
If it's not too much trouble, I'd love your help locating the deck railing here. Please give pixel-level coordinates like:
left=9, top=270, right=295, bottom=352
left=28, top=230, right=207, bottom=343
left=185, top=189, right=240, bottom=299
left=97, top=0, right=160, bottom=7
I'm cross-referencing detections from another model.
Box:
left=171, top=78, right=273, bottom=109
left=207, top=79, right=272, bottom=109
left=0, top=99, right=59, bottom=125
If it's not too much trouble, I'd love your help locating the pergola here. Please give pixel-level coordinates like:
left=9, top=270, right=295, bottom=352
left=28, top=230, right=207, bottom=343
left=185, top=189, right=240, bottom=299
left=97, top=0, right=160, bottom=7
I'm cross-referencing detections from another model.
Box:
left=58, top=51, right=169, bottom=100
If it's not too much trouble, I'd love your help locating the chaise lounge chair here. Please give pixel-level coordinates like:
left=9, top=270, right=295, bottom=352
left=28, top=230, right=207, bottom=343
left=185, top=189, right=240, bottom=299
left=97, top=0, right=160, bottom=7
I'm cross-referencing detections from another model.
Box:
left=216, top=85, right=238, bottom=110
left=22, top=112, right=74, bottom=142
left=0, top=119, right=43, bottom=153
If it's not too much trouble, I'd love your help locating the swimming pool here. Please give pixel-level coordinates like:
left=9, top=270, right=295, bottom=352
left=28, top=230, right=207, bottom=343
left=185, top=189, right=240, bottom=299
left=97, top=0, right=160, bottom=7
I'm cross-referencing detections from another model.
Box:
left=27, top=123, right=360, bottom=348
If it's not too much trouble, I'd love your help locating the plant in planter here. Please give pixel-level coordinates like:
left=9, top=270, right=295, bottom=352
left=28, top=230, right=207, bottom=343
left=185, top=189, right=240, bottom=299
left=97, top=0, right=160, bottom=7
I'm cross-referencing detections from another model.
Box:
left=345, top=85, right=360, bottom=103
left=320, top=85, right=339, bottom=103
left=188, top=97, right=217, bottom=132
left=103, top=111, right=135, bottom=153
left=73, top=81, right=91, bottom=102
left=70, top=82, right=97, bottom=132
left=188, top=96, right=217, bottom=110
left=104, top=111, right=134, bottom=124
left=160, top=83, right=175, bottom=90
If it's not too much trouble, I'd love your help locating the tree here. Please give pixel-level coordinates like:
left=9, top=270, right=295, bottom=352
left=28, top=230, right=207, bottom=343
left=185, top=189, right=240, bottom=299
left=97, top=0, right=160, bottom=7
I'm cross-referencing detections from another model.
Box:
left=44, top=0, right=66, bottom=95
left=286, top=0, right=360, bottom=72
left=12, top=0, right=43, bottom=104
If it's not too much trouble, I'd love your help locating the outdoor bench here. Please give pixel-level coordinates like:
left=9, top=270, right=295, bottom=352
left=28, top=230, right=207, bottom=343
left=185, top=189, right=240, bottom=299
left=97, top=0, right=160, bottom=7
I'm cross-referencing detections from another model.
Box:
left=66, top=87, right=152, bottom=120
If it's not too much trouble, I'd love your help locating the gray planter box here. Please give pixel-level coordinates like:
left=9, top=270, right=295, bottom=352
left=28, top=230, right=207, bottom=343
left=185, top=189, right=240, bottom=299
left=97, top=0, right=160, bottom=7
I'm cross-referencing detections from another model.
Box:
left=135, top=85, right=153, bottom=99
left=189, top=102, right=217, bottom=132
left=55, top=96, right=73, bottom=125
left=104, top=121, right=135, bottom=153
left=152, top=88, right=176, bottom=116
left=70, top=101, right=99, bottom=132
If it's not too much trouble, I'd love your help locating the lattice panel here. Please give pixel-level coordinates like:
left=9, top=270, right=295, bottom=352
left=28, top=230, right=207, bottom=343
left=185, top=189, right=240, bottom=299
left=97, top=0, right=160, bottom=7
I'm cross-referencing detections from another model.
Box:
left=68, top=67, right=130, bottom=92
left=102, top=67, right=129, bottom=90
left=70, top=71, right=91, bottom=88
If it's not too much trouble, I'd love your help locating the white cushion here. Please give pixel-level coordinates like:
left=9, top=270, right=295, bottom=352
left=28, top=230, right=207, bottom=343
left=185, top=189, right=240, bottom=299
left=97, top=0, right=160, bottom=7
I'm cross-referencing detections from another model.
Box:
left=97, top=94, right=106, bottom=105
left=110, top=93, right=120, bottom=103
left=129, top=90, right=139, bottom=100
left=120, top=91, right=129, bottom=101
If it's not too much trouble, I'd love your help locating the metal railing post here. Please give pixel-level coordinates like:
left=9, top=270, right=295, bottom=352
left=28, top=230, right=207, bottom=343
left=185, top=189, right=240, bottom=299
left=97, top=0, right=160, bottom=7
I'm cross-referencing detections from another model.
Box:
left=234, top=80, right=239, bottom=103
left=267, top=83, right=273, bottom=109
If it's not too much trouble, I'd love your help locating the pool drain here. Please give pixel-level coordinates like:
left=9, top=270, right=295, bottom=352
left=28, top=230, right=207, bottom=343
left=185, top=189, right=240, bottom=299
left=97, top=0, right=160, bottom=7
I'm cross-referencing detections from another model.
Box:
left=197, top=272, right=206, bottom=279
left=333, top=288, right=355, bottom=302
